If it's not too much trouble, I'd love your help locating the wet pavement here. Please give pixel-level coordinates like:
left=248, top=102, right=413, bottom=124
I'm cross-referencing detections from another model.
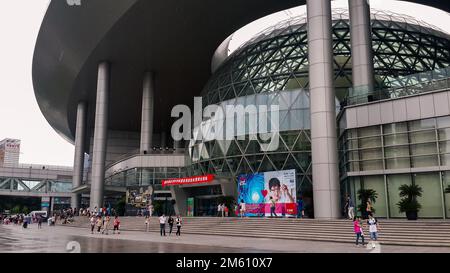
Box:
left=1, top=223, right=449, bottom=253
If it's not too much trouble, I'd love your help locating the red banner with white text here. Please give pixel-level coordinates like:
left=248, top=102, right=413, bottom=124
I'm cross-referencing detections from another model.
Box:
left=162, top=174, right=215, bottom=187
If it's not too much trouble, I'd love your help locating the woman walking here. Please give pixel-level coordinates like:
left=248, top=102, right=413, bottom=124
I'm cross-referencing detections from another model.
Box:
left=168, top=216, right=174, bottom=236
left=113, top=216, right=121, bottom=234
left=96, top=216, right=103, bottom=233
left=90, top=215, right=96, bottom=234
left=145, top=216, right=150, bottom=232
left=175, top=215, right=182, bottom=238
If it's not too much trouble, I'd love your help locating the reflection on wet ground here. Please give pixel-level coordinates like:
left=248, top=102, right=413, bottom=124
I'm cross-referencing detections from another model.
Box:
left=0, top=225, right=269, bottom=253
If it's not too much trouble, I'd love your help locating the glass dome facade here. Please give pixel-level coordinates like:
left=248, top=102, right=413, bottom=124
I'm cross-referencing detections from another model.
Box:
left=188, top=9, right=450, bottom=194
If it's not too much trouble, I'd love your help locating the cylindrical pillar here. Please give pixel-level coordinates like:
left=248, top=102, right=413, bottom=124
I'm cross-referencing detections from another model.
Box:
left=90, top=62, right=109, bottom=209
left=71, top=101, right=87, bottom=209
left=140, top=72, right=155, bottom=154
left=349, top=0, right=375, bottom=102
left=307, top=0, right=341, bottom=219
left=161, top=131, right=167, bottom=148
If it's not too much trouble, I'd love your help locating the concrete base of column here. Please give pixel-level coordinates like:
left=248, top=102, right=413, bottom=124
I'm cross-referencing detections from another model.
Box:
left=170, top=186, right=187, bottom=216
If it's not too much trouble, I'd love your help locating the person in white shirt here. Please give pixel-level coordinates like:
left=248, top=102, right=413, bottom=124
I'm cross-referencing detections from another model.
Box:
left=159, top=214, right=167, bottom=236
left=367, top=214, right=380, bottom=248
left=89, top=216, right=96, bottom=234
left=217, top=204, right=222, bottom=217
left=239, top=200, right=246, bottom=218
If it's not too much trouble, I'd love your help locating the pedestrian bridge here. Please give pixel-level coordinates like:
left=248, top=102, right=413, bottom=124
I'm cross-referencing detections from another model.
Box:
left=0, top=164, right=74, bottom=198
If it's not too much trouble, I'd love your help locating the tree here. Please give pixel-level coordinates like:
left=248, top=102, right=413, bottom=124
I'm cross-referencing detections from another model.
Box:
left=397, top=184, right=423, bottom=219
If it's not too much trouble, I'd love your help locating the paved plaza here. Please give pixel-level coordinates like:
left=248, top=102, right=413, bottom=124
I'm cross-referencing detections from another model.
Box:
left=1, top=224, right=449, bottom=253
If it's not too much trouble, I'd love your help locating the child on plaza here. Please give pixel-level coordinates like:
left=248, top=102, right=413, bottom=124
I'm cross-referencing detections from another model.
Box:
left=353, top=216, right=365, bottom=247
left=113, top=216, right=121, bottom=234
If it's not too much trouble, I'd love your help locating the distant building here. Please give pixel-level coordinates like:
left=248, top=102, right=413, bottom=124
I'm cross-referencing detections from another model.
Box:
left=0, top=138, right=21, bottom=167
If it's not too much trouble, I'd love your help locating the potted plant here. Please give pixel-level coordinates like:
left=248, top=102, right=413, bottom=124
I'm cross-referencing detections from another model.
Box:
left=397, top=184, right=423, bottom=220
left=357, top=189, right=378, bottom=218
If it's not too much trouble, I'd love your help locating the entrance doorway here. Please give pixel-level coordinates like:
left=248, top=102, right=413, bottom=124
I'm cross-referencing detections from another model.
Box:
left=194, top=195, right=221, bottom=216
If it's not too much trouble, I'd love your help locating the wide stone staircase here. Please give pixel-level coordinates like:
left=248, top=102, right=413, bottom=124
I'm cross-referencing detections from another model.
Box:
left=67, top=216, right=450, bottom=247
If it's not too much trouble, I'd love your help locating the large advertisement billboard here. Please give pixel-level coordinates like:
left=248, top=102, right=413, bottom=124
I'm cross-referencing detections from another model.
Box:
left=237, top=169, right=297, bottom=217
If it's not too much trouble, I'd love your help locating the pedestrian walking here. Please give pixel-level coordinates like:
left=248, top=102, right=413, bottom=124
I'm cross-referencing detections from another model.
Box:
left=102, top=215, right=111, bottom=235
left=168, top=216, right=174, bottom=235
left=367, top=214, right=380, bottom=248
left=90, top=215, right=96, bottom=234
left=270, top=197, right=277, bottom=218
left=96, top=216, right=102, bottom=233
left=240, top=200, right=246, bottom=217
left=224, top=206, right=229, bottom=217
left=348, top=196, right=355, bottom=220
left=159, top=214, right=167, bottom=236
left=217, top=204, right=222, bottom=217
left=113, top=216, right=121, bottom=234
left=366, top=201, right=373, bottom=219
left=175, top=215, right=182, bottom=238
left=353, top=216, right=365, bottom=247
left=297, top=197, right=304, bottom=218
left=37, top=215, right=43, bottom=229
left=145, top=216, right=150, bottom=232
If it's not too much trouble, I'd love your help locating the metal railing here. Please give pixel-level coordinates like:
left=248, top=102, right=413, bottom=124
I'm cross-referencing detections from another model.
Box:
left=343, top=67, right=450, bottom=107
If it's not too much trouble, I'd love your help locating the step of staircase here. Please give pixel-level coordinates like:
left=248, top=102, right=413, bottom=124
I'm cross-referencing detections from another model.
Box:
left=66, top=216, right=450, bottom=247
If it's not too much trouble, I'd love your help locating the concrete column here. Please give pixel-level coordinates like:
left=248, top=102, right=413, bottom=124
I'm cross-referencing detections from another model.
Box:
left=349, top=0, right=375, bottom=101
left=90, top=62, right=110, bottom=209
left=170, top=186, right=188, bottom=216
left=161, top=131, right=167, bottom=148
left=71, top=101, right=87, bottom=209
left=140, top=72, right=155, bottom=153
left=307, top=0, right=341, bottom=219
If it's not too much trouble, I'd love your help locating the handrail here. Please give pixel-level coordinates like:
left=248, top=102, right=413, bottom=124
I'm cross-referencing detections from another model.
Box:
left=343, top=67, right=450, bottom=107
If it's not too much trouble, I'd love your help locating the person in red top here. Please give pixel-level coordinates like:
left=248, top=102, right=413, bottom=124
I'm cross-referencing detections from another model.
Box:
left=113, top=216, right=121, bottom=234
left=353, top=216, right=365, bottom=247
left=224, top=206, right=229, bottom=217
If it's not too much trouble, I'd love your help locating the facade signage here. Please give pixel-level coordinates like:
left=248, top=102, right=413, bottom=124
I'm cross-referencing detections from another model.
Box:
left=162, top=174, right=215, bottom=187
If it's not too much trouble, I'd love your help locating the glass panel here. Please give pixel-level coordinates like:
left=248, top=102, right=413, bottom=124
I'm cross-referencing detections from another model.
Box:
left=359, top=148, right=382, bottom=160
left=409, top=130, right=436, bottom=143
left=384, top=133, right=408, bottom=145
left=358, top=126, right=380, bottom=137
left=414, top=173, right=443, bottom=218
left=386, top=158, right=410, bottom=169
left=439, top=141, right=450, bottom=153
left=437, top=116, right=450, bottom=128
left=385, top=146, right=409, bottom=157
left=410, top=143, right=437, bottom=156
left=440, top=153, right=450, bottom=166
left=438, top=128, right=450, bottom=141
left=359, top=136, right=381, bottom=148
left=409, top=119, right=436, bottom=131
left=412, top=155, right=438, bottom=168
left=387, top=174, right=412, bottom=218
left=383, top=122, right=407, bottom=134
left=361, top=160, right=383, bottom=171
left=442, top=171, right=450, bottom=218
left=363, top=176, right=387, bottom=217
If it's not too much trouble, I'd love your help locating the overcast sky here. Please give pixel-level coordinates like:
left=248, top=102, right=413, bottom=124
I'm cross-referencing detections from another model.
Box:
left=0, top=0, right=448, bottom=167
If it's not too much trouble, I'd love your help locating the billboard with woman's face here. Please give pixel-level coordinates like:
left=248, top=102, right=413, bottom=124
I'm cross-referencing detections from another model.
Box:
left=237, top=169, right=297, bottom=217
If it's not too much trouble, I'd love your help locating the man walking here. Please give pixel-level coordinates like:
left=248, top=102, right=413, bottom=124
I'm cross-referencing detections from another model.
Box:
left=270, top=197, right=277, bottom=218
left=348, top=196, right=355, bottom=220
left=159, top=214, right=167, bottom=236
left=217, top=204, right=222, bottom=217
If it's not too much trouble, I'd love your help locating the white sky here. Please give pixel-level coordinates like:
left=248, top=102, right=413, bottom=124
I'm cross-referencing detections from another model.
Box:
left=0, top=0, right=448, bottom=167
